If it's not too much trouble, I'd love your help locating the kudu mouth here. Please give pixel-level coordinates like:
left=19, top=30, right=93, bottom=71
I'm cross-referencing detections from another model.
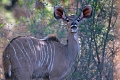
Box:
left=71, top=22, right=78, bottom=33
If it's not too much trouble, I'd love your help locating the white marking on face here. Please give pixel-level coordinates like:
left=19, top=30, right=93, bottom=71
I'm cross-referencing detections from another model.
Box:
left=71, top=27, right=78, bottom=32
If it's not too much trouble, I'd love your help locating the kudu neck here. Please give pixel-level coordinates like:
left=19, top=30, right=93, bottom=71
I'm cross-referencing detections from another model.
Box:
left=67, top=31, right=79, bottom=64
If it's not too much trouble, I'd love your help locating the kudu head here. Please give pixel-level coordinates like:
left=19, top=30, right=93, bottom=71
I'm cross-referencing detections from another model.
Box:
left=54, top=5, right=92, bottom=33
left=54, top=5, right=92, bottom=65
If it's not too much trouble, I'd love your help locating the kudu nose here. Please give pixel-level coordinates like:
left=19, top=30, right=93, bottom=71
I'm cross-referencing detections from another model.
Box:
left=71, top=22, right=77, bottom=26
left=71, top=22, right=77, bottom=30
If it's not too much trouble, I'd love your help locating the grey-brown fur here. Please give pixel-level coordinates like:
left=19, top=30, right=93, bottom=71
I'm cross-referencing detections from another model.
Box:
left=3, top=5, right=92, bottom=80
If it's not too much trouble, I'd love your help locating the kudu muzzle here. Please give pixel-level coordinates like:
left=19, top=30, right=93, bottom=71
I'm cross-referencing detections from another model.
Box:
left=71, top=22, right=78, bottom=33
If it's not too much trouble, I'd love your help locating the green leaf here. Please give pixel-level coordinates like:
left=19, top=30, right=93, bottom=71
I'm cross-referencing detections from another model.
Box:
left=0, top=23, right=4, bottom=28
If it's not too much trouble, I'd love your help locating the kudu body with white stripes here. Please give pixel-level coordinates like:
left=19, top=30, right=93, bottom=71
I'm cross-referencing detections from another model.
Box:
left=3, top=5, right=92, bottom=80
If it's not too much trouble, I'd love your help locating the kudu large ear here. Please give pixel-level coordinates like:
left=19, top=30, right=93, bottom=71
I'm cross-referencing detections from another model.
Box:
left=81, top=5, right=92, bottom=19
left=54, top=6, right=66, bottom=20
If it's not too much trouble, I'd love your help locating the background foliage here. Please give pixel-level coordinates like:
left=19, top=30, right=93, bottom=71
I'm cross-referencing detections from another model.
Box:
left=0, top=0, right=119, bottom=80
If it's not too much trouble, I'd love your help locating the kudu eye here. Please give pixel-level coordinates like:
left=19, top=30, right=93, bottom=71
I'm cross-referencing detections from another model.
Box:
left=66, top=18, right=69, bottom=22
left=76, top=18, right=80, bottom=22
left=77, top=19, right=80, bottom=22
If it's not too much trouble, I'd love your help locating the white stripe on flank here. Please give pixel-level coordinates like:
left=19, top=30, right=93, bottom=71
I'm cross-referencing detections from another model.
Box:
left=10, top=43, right=22, bottom=67
left=50, top=42, right=55, bottom=71
left=39, top=43, right=43, bottom=66
left=16, top=39, right=31, bottom=67
left=26, top=37, right=33, bottom=53
left=46, top=42, right=49, bottom=65
left=16, top=39, right=30, bottom=60
left=26, top=39, right=32, bottom=52
left=38, top=41, right=41, bottom=67
left=40, top=44, right=44, bottom=66
left=48, top=42, right=53, bottom=71
left=13, top=41, right=28, bottom=62
left=43, top=43, right=46, bottom=65
left=28, top=38, right=37, bottom=65
left=47, top=42, right=50, bottom=70
left=25, top=37, right=34, bottom=73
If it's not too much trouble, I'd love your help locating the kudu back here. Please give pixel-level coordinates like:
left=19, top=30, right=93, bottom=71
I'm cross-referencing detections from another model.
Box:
left=3, top=5, right=92, bottom=80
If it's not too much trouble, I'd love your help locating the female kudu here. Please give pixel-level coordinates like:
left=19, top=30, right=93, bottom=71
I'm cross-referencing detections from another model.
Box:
left=3, top=5, right=92, bottom=80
